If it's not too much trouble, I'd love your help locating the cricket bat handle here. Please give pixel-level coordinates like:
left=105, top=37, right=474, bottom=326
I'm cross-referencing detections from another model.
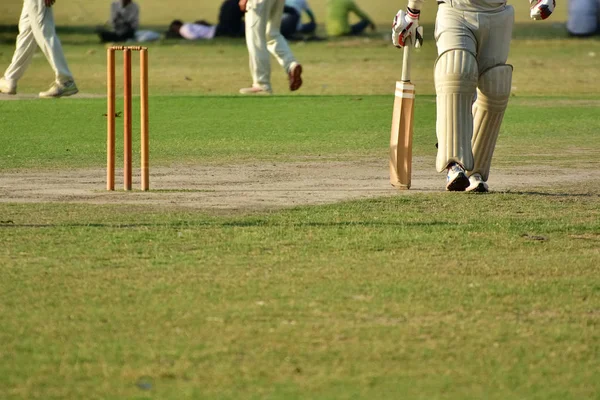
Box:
left=401, top=42, right=411, bottom=82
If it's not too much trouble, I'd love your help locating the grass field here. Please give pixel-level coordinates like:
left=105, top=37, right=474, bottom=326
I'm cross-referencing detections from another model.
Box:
left=1, top=1, right=599, bottom=399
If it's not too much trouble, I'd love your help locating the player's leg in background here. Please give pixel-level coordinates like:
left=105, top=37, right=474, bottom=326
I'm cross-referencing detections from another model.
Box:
left=266, top=0, right=302, bottom=90
left=299, top=21, right=316, bottom=35
left=567, top=0, right=599, bottom=36
left=467, top=6, right=514, bottom=190
left=98, top=30, right=123, bottom=43
left=215, top=0, right=245, bottom=37
left=2, top=2, right=38, bottom=89
left=265, top=0, right=297, bottom=73
left=27, top=0, right=75, bottom=86
left=280, top=7, right=300, bottom=39
left=349, top=20, right=370, bottom=35
left=433, top=4, right=479, bottom=190
left=244, top=0, right=273, bottom=91
left=97, top=27, right=135, bottom=43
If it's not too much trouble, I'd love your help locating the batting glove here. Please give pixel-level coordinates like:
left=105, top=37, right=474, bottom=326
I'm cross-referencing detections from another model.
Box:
left=392, top=8, right=424, bottom=48
left=530, top=0, right=555, bottom=20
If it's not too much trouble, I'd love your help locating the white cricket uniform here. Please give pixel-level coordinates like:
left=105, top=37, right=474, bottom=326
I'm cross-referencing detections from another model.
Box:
left=435, top=5, right=514, bottom=74
left=409, top=0, right=514, bottom=179
left=409, top=0, right=514, bottom=71
left=285, top=0, right=310, bottom=29
left=245, top=0, right=298, bottom=91
left=3, top=0, right=74, bottom=85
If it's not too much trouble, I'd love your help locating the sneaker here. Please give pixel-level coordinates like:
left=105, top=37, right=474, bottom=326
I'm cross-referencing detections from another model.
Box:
left=0, top=77, right=16, bottom=95
left=446, top=162, right=470, bottom=191
left=239, top=86, right=272, bottom=95
left=466, top=173, right=489, bottom=193
left=39, top=80, right=79, bottom=98
left=288, top=62, right=302, bottom=91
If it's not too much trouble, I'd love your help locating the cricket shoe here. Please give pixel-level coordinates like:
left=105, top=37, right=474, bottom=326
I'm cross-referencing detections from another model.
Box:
left=446, top=162, right=470, bottom=191
left=466, top=173, right=489, bottom=193
left=239, top=86, right=272, bottom=95
left=0, top=77, right=16, bottom=95
left=39, top=80, right=79, bottom=98
left=288, top=62, right=303, bottom=91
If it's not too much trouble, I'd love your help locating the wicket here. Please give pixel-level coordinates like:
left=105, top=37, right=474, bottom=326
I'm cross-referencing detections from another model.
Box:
left=106, top=45, right=149, bottom=191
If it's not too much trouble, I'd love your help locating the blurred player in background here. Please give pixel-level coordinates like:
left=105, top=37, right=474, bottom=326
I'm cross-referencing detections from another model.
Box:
left=97, top=0, right=140, bottom=43
left=166, top=20, right=218, bottom=40
left=567, top=0, right=600, bottom=36
left=281, top=0, right=317, bottom=39
left=215, top=0, right=246, bottom=37
left=326, top=0, right=375, bottom=37
left=238, top=0, right=303, bottom=94
left=391, top=0, right=555, bottom=192
left=0, top=0, right=78, bottom=98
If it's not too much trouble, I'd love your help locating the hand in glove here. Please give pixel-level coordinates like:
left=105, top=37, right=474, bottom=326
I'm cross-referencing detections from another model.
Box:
left=392, top=8, right=424, bottom=48
left=530, top=0, right=555, bottom=20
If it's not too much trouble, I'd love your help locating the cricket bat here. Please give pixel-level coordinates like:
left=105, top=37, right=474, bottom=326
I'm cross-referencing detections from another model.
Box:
left=389, top=43, right=415, bottom=190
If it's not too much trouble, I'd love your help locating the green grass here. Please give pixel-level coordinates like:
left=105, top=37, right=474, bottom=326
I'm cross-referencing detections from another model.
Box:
left=1, top=0, right=599, bottom=97
left=1, top=96, right=599, bottom=170
left=1, top=193, right=599, bottom=399
left=1, top=94, right=599, bottom=399
left=2, top=32, right=600, bottom=96
left=1, top=33, right=599, bottom=96
left=1, top=1, right=600, bottom=398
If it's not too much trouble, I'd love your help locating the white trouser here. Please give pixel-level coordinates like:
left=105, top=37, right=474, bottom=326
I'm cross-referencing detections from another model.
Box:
left=3, top=0, right=73, bottom=85
left=433, top=4, right=514, bottom=172
left=245, top=0, right=296, bottom=91
left=435, top=4, right=514, bottom=74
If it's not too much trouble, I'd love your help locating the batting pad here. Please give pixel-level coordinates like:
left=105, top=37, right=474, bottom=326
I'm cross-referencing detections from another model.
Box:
left=470, top=64, right=513, bottom=181
left=434, top=49, right=479, bottom=172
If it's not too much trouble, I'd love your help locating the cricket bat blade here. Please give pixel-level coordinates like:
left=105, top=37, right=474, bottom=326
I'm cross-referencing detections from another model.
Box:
left=389, top=80, right=415, bottom=190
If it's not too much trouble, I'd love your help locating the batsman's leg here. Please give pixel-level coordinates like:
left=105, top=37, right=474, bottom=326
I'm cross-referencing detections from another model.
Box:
left=469, top=65, right=513, bottom=182
left=434, top=49, right=478, bottom=173
left=468, top=4, right=514, bottom=188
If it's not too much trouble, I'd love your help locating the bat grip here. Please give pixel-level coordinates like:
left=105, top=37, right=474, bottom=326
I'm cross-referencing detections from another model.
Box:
left=401, top=41, right=411, bottom=82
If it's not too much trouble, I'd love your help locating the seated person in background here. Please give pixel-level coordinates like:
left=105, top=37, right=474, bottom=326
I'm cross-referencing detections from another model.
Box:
left=167, top=20, right=217, bottom=40
left=281, top=0, right=317, bottom=39
left=97, top=0, right=140, bottom=43
left=214, top=0, right=245, bottom=38
left=166, top=0, right=245, bottom=40
left=567, top=0, right=600, bottom=36
left=326, top=0, right=375, bottom=37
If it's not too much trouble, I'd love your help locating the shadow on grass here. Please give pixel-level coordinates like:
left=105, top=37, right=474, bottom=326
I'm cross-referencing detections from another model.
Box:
left=0, top=220, right=453, bottom=229
left=500, top=191, right=600, bottom=198
left=0, top=25, right=97, bottom=34
left=0, top=26, right=252, bottom=46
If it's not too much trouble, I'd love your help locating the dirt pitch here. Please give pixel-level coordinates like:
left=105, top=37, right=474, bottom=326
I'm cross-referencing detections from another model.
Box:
left=1, top=157, right=597, bottom=211
left=2, top=93, right=597, bottom=210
